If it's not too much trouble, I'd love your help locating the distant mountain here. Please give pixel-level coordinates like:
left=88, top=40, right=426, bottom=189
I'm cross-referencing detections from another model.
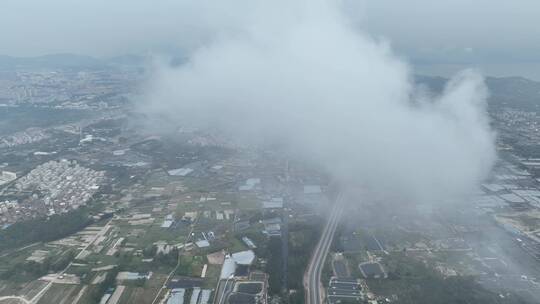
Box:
left=0, top=53, right=154, bottom=70
left=0, top=53, right=106, bottom=69
left=105, top=54, right=148, bottom=66
left=415, top=75, right=540, bottom=110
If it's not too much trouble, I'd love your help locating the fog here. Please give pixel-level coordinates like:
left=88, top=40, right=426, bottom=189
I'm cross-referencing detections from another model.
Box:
left=3, top=0, right=540, bottom=79
left=137, top=0, right=496, bottom=205
left=2, top=0, right=540, bottom=64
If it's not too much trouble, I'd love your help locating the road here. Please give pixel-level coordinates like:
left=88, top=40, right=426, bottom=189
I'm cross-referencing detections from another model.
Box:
left=24, top=219, right=114, bottom=304
left=214, top=278, right=235, bottom=304
left=281, top=203, right=290, bottom=292
left=151, top=216, right=199, bottom=304
left=0, top=296, right=29, bottom=304
left=304, top=193, right=344, bottom=304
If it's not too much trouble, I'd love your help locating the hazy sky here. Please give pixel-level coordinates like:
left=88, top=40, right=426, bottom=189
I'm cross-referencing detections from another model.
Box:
left=2, top=0, right=540, bottom=78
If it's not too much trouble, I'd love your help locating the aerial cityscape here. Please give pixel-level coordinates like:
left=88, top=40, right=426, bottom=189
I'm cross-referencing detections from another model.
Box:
left=1, top=1, right=540, bottom=304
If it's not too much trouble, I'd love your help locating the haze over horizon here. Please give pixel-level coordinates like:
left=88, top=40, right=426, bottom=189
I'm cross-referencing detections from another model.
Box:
left=2, top=0, right=540, bottom=80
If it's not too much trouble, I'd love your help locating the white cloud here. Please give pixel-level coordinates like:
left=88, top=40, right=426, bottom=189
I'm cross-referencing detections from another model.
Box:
left=140, top=0, right=496, bottom=204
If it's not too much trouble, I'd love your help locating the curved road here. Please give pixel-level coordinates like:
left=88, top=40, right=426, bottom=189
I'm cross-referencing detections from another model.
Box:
left=304, top=194, right=344, bottom=304
left=0, top=296, right=29, bottom=304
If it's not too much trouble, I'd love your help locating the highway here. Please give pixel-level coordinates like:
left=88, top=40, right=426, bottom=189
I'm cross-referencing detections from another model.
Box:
left=304, top=193, right=344, bottom=304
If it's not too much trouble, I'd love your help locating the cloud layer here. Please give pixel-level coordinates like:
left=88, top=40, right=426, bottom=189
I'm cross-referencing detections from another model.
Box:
left=140, top=0, right=496, bottom=204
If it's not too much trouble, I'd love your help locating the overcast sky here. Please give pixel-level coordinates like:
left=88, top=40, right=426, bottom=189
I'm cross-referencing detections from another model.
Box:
left=2, top=0, right=540, bottom=78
